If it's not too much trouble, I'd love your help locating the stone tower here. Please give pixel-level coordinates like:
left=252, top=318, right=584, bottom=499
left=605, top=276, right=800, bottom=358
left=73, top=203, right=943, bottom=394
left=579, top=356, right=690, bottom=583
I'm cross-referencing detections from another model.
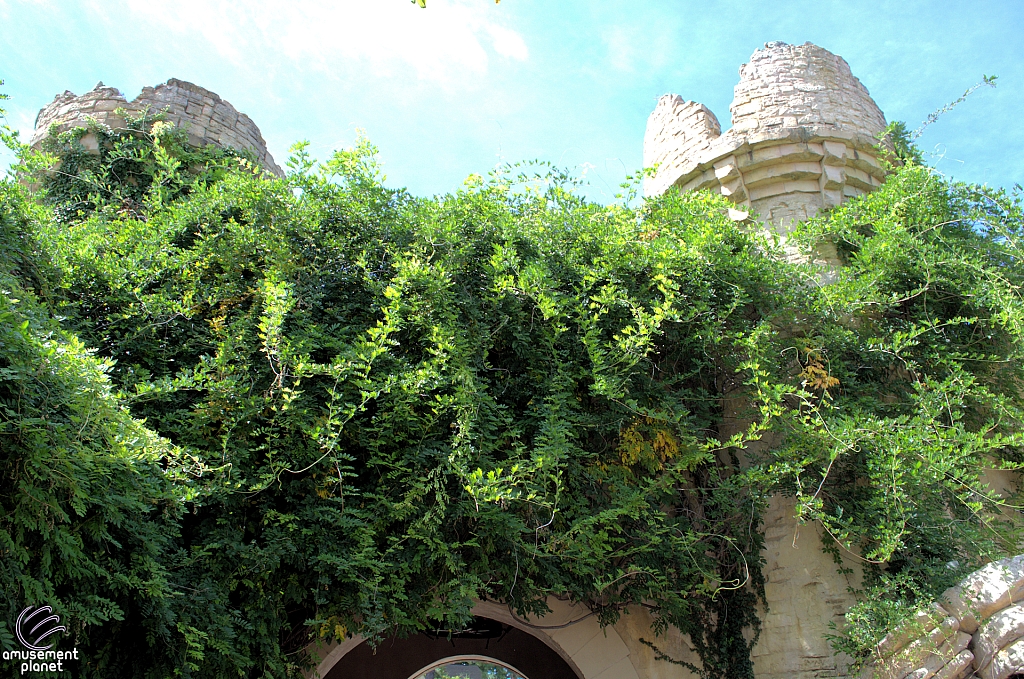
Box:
left=641, top=41, right=892, bottom=679
left=30, top=78, right=283, bottom=176
left=643, top=41, right=887, bottom=232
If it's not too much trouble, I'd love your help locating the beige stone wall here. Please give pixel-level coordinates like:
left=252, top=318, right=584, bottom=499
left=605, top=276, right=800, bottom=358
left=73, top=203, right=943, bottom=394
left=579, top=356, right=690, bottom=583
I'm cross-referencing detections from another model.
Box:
left=613, top=607, right=703, bottom=679
left=642, top=96, right=720, bottom=186
left=31, top=79, right=283, bottom=176
left=730, top=41, right=886, bottom=137
left=719, top=405, right=864, bottom=679
left=753, top=495, right=862, bottom=679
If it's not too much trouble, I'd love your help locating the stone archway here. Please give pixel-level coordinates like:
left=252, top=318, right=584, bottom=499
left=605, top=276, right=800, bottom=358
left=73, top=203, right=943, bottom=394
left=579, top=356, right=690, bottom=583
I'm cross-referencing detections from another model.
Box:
left=309, top=599, right=641, bottom=679
left=320, top=623, right=576, bottom=679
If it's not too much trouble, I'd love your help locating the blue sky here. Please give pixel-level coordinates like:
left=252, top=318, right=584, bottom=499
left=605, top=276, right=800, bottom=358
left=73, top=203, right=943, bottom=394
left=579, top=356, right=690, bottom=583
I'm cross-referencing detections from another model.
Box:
left=1, top=0, right=1021, bottom=202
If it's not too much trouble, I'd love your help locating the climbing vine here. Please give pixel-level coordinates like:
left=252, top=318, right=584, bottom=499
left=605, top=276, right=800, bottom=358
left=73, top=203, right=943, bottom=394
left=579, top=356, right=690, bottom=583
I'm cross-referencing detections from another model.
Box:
left=2, top=95, right=1023, bottom=677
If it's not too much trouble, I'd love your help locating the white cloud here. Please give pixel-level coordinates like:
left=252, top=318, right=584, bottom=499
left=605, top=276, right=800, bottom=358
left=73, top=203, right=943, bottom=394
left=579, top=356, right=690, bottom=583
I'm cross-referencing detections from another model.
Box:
left=603, top=22, right=673, bottom=75
left=485, top=23, right=529, bottom=61
left=605, top=26, right=637, bottom=73
left=88, top=0, right=528, bottom=84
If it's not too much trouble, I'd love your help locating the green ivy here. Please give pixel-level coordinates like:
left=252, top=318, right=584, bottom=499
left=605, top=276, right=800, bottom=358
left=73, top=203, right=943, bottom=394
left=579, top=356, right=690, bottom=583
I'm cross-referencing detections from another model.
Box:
left=2, top=96, right=1023, bottom=677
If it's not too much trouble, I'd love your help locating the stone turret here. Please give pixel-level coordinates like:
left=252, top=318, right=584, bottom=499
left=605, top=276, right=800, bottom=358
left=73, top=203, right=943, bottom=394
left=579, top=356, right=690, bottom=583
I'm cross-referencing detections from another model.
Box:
left=644, top=41, right=887, bottom=231
left=31, top=78, right=283, bottom=176
left=646, top=43, right=891, bottom=679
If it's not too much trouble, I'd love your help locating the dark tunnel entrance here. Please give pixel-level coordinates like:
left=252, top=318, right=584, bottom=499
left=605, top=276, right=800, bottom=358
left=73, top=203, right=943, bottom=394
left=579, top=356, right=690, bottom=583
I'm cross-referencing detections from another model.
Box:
left=324, top=617, right=581, bottom=679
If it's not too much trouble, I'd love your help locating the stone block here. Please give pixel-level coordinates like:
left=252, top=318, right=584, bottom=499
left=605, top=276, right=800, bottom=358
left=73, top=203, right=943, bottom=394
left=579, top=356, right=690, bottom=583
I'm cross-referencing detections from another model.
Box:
left=931, top=650, right=974, bottom=679
left=823, top=188, right=847, bottom=208
left=844, top=165, right=874, bottom=190
left=746, top=141, right=824, bottom=169
left=719, top=179, right=747, bottom=201
left=979, top=637, right=1024, bottom=679
left=744, top=161, right=822, bottom=188
left=79, top=132, right=99, bottom=153
left=212, top=109, right=238, bottom=127
left=93, top=99, right=124, bottom=112
left=732, top=118, right=759, bottom=133
left=941, top=554, right=1024, bottom=632
left=822, top=140, right=849, bottom=164
left=820, top=164, right=846, bottom=190
left=679, top=172, right=716, bottom=193
left=732, top=101, right=760, bottom=117
left=974, top=604, right=1024, bottom=673
left=57, top=102, right=87, bottom=117
left=713, top=158, right=740, bottom=180
left=872, top=617, right=960, bottom=679
left=103, top=115, right=127, bottom=131
left=902, top=652, right=946, bottom=679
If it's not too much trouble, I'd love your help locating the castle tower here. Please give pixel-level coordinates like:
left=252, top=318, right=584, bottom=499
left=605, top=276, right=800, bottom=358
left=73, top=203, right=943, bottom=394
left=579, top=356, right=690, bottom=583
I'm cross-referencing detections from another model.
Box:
left=645, top=42, right=891, bottom=679
left=30, top=78, right=283, bottom=176
left=644, top=41, right=887, bottom=231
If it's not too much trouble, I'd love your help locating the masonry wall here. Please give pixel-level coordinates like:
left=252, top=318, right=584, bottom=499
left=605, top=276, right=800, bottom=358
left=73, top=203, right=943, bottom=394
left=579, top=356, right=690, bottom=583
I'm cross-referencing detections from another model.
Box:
left=31, top=79, right=283, bottom=176
left=730, top=41, right=887, bottom=136
left=642, top=96, right=721, bottom=185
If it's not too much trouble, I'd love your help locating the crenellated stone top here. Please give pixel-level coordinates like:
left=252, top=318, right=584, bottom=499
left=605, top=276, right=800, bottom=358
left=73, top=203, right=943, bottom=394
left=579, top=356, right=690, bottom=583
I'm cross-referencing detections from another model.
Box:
left=644, top=42, right=888, bottom=234
left=31, top=78, right=283, bottom=177
left=730, top=40, right=886, bottom=137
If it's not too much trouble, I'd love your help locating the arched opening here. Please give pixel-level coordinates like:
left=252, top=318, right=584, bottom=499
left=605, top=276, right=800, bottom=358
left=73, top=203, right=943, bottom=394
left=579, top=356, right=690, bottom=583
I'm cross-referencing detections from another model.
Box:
left=322, top=617, right=580, bottom=679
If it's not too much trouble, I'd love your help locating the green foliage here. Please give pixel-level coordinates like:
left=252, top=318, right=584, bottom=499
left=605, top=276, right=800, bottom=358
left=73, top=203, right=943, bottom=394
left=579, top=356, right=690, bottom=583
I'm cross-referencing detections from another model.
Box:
left=912, top=75, right=997, bottom=141
left=37, top=110, right=261, bottom=226
left=783, top=166, right=1024, bottom=663
left=0, top=172, right=185, bottom=676
left=2, top=79, right=191, bottom=675
left=825, top=571, right=959, bottom=668
left=2, top=79, right=1023, bottom=678
left=879, top=121, right=923, bottom=166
